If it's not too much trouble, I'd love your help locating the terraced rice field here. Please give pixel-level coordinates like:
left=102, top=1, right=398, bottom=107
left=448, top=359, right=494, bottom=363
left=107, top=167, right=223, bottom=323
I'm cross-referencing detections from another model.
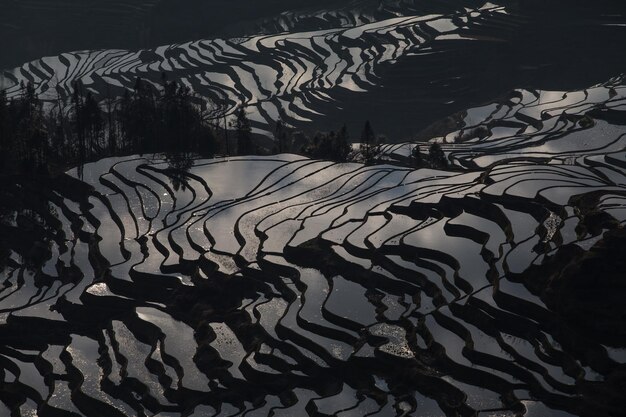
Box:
left=0, top=2, right=511, bottom=138
left=2, top=1, right=626, bottom=416
left=3, top=0, right=625, bottom=138
left=1, top=74, right=626, bottom=416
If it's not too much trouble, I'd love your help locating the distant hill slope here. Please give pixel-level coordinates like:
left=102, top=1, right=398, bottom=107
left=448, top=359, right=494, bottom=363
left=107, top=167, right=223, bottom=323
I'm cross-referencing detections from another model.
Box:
left=2, top=1, right=626, bottom=140
left=0, top=0, right=488, bottom=69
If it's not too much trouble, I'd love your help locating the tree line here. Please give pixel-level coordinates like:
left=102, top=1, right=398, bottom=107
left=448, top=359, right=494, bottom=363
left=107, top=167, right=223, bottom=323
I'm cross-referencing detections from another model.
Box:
left=0, top=78, right=449, bottom=176
left=0, top=77, right=221, bottom=175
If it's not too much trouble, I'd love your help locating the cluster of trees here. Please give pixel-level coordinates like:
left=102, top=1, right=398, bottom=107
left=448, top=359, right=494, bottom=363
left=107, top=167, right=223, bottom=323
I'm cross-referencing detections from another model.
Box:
left=0, top=85, right=48, bottom=174
left=1, top=78, right=450, bottom=176
left=293, top=119, right=387, bottom=163
left=0, top=77, right=218, bottom=175
left=411, top=142, right=448, bottom=169
left=300, top=124, right=351, bottom=162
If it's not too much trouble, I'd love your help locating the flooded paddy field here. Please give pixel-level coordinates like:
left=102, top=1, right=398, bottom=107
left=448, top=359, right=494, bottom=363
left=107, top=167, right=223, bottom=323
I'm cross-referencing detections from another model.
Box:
left=1, top=80, right=626, bottom=415
left=2, top=0, right=626, bottom=139
left=1, top=1, right=626, bottom=416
